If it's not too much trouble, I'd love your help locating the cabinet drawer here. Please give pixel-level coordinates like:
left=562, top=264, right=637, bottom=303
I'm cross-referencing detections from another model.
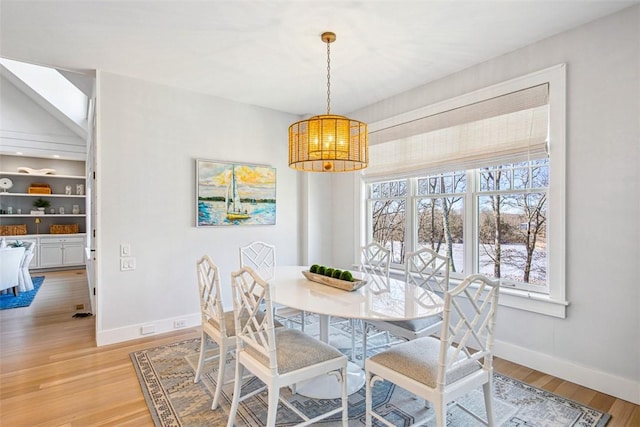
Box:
left=40, top=236, right=85, bottom=245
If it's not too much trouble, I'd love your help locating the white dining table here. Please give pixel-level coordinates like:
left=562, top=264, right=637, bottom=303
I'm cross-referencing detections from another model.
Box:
left=270, top=265, right=444, bottom=399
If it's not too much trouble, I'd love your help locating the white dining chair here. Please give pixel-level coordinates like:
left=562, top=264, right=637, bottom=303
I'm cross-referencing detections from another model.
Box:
left=341, top=242, right=392, bottom=361
left=362, top=247, right=449, bottom=357
left=18, top=241, right=35, bottom=292
left=227, top=266, right=348, bottom=427
left=194, top=255, right=281, bottom=409
left=0, top=246, right=26, bottom=296
left=365, top=274, right=500, bottom=427
left=239, top=241, right=306, bottom=331
left=194, top=255, right=236, bottom=410
left=360, top=242, right=391, bottom=278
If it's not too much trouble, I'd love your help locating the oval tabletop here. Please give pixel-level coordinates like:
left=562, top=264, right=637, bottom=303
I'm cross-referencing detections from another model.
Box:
left=271, top=266, right=444, bottom=321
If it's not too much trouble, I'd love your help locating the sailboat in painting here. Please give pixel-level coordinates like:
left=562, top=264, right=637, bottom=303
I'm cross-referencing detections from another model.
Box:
left=226, top=165, right=250, bottom=220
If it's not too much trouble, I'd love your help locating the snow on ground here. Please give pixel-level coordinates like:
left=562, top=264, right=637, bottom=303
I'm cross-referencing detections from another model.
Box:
left=388, top=242, right=546, bottom=285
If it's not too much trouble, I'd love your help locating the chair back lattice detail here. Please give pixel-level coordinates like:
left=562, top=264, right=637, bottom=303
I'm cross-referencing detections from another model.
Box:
left=360, top=242, right=391, bottom=278
left=405, top=247, right=450, bottom=308
left=231, top=266, right=279, bottom=373
left=240, top=241, right=276, bottom=282
left=438, top=274, right=500, bottom=389
left=196, top=255, right=227, bottom=337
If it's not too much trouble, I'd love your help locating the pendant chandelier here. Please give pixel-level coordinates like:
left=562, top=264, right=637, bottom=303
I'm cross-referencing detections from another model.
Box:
left=288, top=32, right=368, bottom=172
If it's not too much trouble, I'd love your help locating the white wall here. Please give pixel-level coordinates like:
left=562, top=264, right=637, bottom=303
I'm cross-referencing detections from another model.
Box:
left=303, top=173, right=335, bottom=266
left=95, top=72, right=302, bottom=345
left=333, top=6, right=640, bottom=403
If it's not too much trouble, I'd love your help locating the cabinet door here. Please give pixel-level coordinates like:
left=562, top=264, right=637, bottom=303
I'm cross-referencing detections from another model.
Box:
left=62, top=244, right=85, bottom=266
left=29, top=243, right=39, bottom=268
left=40, top=244, right=63, bottom=267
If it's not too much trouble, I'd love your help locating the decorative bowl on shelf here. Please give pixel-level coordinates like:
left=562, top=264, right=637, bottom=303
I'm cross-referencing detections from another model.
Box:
left=18, top=167, right=56, bottom=175
left=301, top=270, right=366, bottom=292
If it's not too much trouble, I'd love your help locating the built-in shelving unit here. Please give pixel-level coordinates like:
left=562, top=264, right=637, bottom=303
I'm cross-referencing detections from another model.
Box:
left=0, top=156, right=87, bottom=269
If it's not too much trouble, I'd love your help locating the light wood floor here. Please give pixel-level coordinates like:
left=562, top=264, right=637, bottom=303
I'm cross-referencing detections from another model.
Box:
left=1, top=270, right=638, bottom=426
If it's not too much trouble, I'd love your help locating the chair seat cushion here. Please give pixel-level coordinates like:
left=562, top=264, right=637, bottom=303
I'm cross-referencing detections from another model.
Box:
left=385, top=315, right=441, bottom=332
left=209, top=310, right=282, bottom=337
left=247, top=328, right=345, bottom=374
left=368, top=336, right=481, bottom=388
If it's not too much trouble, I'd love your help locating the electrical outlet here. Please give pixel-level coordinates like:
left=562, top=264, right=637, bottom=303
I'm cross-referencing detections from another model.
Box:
left=173, top=319, right=187, bottom=329
left=141, top=324, right=155, bottom=335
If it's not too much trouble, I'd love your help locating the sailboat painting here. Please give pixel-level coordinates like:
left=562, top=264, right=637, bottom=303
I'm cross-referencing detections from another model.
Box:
left=197, top=160, right=276, bottom=226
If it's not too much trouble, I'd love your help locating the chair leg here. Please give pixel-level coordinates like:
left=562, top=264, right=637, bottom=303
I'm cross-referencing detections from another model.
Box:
left=226, top=360, right=244, bottom=427
left=211, top=341, right=227, bottom=410
left=350, top=319, right=357, bottom=360
left=434, top=397, right=446, bottom=427
left=194, top=332, right=208, bottom=383
left=341, top=366, right=348, bottom=426
left=362, top=323, right=369, bottom=364
left=365, top=371, right=373, bottom=427
left=483, top=380, right=495, bottom=426
left=265, top=384, right=279, bottom=427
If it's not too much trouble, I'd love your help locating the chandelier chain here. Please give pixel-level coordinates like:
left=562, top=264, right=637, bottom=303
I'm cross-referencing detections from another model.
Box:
left=326, top=39, right=331, bottom=115
left=288, top=31, right=368, bottom=172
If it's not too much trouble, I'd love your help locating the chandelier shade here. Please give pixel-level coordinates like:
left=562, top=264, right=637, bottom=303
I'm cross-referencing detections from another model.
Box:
left=289, top=114, right=368, bottom=172
left=288, top=32, right=368, bottom=172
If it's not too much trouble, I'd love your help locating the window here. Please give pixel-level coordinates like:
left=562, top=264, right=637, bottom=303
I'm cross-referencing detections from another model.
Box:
left=369, top=180, right=407, bottom=264
left=366, top=159, right=547, bottom=292
left=477, top=160, right=548, bottom=291
left=361, top=65, right=566, bottom=317
left=416, top=171, right=465, bottom=274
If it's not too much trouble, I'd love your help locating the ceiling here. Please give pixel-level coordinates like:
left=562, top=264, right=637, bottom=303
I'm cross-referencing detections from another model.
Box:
left=0, top=1, right=636, bottom=117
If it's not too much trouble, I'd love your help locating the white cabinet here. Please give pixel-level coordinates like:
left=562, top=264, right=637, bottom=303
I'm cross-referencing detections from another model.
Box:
left=1, top=234, right=86, bottom=269
left=39, top=236, right=86, bottom=268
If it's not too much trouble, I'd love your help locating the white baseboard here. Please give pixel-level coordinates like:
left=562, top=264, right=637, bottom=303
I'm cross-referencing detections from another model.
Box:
left=96, top=313, right=200, bottom=346
left=494, top=339, right=640, bottom=405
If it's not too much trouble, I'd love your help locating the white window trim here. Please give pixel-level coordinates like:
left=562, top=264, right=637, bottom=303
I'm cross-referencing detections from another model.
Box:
left=356, top=64, right=567, bottom=318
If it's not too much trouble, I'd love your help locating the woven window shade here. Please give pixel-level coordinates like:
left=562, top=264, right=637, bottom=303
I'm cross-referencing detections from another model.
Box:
left=364, top=84, right=549, bottom=178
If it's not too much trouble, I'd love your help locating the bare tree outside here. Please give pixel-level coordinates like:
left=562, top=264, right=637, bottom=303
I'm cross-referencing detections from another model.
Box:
left=479, top=167, right=506, bottom=278
left=416, top=172, right=464, bottom=272
left=370, top=180, right=406, bottom=264
left=368, top=160, right=548, bottom=287
left=478, top=161, right=548, bottom=285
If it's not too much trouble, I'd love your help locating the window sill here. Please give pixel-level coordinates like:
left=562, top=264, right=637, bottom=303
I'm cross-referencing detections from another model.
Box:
left=497, top=287, right=568, bottom=318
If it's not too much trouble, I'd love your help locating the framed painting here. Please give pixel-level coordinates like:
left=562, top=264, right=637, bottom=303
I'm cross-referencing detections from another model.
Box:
left=196, top=159, right=276, bottom=226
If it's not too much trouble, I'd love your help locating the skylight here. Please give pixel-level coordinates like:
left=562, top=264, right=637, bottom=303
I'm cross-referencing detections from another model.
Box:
left=0, top=57, right=88, bottom=126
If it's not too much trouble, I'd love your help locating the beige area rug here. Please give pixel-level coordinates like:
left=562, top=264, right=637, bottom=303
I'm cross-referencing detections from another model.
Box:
left=130, top=320, right=610, bottom=427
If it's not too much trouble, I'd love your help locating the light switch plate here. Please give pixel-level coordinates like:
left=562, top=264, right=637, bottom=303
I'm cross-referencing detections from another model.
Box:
left=120, top=243, right=131, bottom=257
left=120, top=257, right=136, bottom=271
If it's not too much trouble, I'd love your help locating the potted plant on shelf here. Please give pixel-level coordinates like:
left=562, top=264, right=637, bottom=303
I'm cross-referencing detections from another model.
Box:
left=32, top=197, right=50, bottom=214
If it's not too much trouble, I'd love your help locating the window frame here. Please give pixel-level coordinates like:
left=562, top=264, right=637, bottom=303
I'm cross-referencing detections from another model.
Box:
left=358, top=64, right=567, bottom=318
